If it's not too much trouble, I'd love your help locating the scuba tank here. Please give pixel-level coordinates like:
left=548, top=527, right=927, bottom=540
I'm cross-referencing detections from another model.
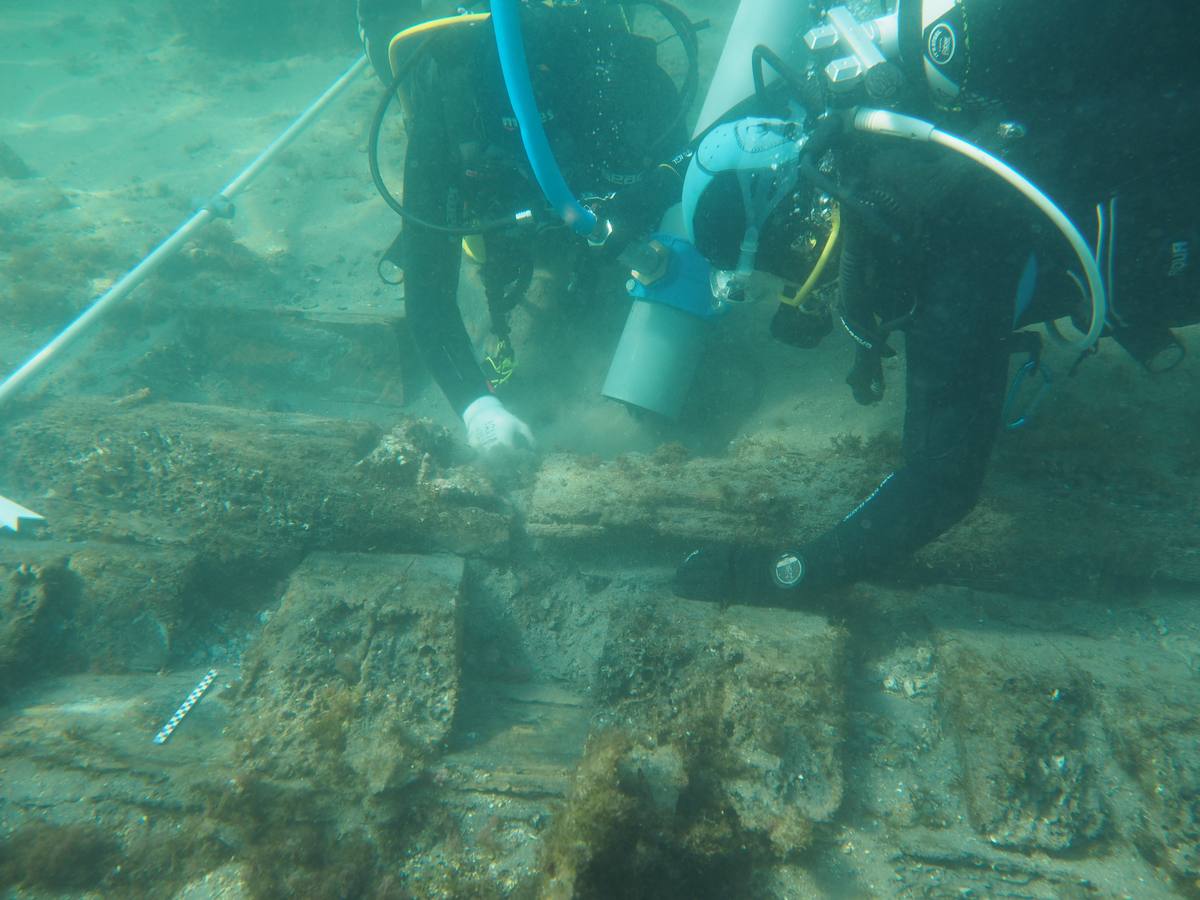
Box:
left=808, top=0, right=1107, bottom=111
left=692, top=0, right=814, bottom=137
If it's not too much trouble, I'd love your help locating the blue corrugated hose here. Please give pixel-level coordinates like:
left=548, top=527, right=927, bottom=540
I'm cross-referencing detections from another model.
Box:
left=490, top=0, right=598, bottom=237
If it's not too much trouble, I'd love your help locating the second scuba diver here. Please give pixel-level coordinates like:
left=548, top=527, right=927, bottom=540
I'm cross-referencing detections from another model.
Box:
left=359, top=0, right=691, bottom=457
left=674, top=0, right=1200, bottom=603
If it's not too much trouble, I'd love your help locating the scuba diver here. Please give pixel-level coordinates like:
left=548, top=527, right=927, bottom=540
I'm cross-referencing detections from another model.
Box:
left=673, top=0, right=1200, bottom=603
left=358, top=0, right=694, bottom=456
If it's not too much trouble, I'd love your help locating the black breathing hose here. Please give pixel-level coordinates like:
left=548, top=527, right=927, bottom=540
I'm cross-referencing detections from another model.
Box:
left=368, top=35, right=536, bottom=236
left=838, top=214, right=889, bottom=405
left=369, top=2, right=703, bottom=236
left=634, top=0, right=702, bottom=155
left=751, top=44, right=824, bottom=118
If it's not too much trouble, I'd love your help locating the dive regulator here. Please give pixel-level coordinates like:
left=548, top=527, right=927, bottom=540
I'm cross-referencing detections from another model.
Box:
left=805, top=1, right=967, bottom=106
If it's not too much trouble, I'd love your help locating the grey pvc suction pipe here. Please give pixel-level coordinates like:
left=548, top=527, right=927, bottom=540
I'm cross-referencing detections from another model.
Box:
left=0, top=55, right=370, bottom=409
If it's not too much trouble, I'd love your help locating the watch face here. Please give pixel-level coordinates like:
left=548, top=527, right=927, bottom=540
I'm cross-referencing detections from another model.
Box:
left=773, top=552, right=805, bottom=587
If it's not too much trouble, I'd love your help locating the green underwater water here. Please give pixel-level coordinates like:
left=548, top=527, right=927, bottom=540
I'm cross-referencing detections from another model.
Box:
left=0, top=1, right=1198, bottom=898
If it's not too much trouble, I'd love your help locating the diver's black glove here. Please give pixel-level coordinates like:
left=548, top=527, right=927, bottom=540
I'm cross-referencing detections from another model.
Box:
left=674, top=544, right=807, bottom=606
left=588, top=164, right=683, bottom=259
left=771, top=301, right=833, bottom=349
left=845, top=346, right=885, bottom=405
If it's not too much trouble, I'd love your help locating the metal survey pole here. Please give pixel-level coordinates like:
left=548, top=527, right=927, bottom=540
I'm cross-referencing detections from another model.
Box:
left=0, top=55, right=370, bottom=409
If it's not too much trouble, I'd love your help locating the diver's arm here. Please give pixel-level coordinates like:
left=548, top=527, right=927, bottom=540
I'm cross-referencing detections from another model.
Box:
left=798, top=310, right=1011, bottom=590
left=598, top=158, right=689, bottom=257
left=798, top=247, right=1016, bottom=590
left=399, top=57, right=493, bottom=416
left=402, top=229, right=493, bottom=417
left=676, top=251, right=1014, bottom=602
left=592, top=44, right=690, bottom=253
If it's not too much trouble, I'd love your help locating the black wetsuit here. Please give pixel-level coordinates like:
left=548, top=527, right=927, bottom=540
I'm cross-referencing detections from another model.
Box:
left=678, top=0, right=1200, bottom=600
left=367, top=2, right=683, bottom=415
left=792, top=0, right=1200, bottom=591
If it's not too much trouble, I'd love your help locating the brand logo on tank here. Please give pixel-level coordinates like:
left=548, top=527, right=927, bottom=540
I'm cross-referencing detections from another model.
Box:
left=1168, top=240, right=1190, bottom=277
left=927, top=23, right=956, bottom=65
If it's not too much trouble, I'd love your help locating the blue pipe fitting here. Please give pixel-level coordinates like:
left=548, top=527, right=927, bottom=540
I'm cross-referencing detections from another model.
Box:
left=627, top=234, right=721, bottom=320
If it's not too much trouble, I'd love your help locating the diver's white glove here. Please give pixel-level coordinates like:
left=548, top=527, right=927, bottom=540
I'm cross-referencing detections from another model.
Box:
left=462, top=395, right=535, bottom=455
